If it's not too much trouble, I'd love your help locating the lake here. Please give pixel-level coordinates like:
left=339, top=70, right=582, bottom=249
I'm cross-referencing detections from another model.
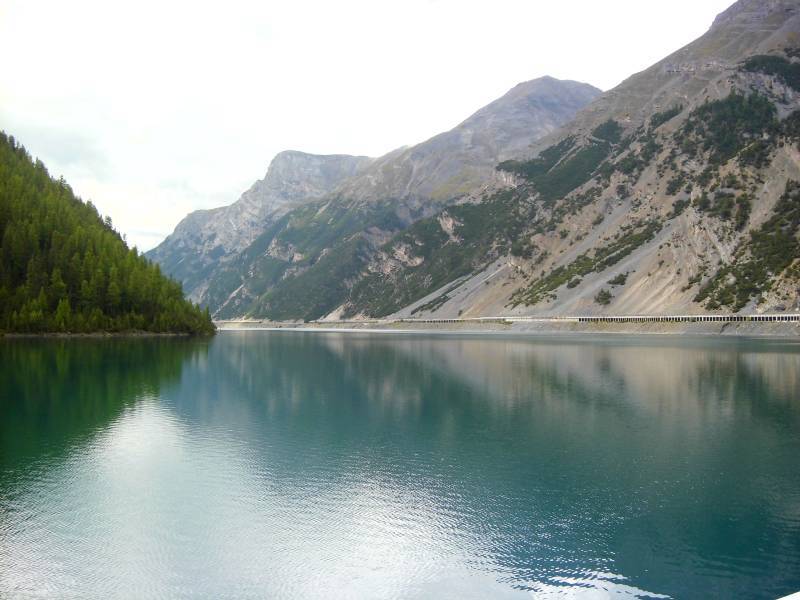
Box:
left=1, top=331, right=799, bottom=599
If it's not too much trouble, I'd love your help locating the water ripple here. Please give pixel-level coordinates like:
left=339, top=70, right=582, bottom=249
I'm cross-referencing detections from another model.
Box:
left=2, top=334, right=800, bottom=598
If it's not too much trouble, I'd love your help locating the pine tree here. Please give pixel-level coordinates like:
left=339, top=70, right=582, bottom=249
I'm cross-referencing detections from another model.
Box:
left=54, top=297, right=71, bottom=332
left=49, top=268, right=67, bottom=309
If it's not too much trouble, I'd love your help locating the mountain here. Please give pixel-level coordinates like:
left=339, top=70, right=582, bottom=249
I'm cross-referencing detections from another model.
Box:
left=147, top=151, right=373, bottom=302
left=0, top=132, right=214, bottom=334
left=334, top=0, right=800, bottom=320
left=153, top=76, right=600, bottom=318
left=332, top=76, right=602, bottom=205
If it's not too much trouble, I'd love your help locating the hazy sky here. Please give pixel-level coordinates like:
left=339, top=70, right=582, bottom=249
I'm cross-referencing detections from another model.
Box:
left=0, top=0, right=733, bottom=251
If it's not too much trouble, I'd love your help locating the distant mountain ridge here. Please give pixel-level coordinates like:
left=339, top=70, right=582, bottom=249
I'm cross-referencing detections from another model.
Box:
left=148, top=76, right=600, bottom=313
left=147, top=151, right=372, bottom=302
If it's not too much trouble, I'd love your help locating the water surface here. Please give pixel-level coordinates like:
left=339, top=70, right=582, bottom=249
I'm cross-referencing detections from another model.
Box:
left=1, top=332, right=799, bottom=599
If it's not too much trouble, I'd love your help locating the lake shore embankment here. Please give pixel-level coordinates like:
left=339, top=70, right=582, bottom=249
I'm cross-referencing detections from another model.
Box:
left=215, top=318, right=800, bottom=338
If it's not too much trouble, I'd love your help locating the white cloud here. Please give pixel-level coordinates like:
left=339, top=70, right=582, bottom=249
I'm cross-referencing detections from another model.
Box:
left=0, top=0, right=733, bottom=250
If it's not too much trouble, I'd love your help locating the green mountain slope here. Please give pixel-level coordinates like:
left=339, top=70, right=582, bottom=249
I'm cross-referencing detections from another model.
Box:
left=0, top=132, right=214, bottom=334
left=349, top=54, right=800, bottom=318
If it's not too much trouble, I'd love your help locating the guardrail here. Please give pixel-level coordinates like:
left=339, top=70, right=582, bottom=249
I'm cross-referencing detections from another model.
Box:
left=394, top=314, right=800, bottom=324
left=572, top=314, right=800, bottom=323
left=221, top=314, right=800, bottom=327
left=397, top=317, right=513, bottom=324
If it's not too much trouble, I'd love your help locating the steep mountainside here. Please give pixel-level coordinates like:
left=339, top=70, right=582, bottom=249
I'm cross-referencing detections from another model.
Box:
left=333, top=76, right=601, bottom=204
left=342, top=0, right=800, bottom=320
left=193, top=77, right=600, bottom=318
left=147, top=151, right=372, bottom=302
left=0, top=132, right=214, bottom=334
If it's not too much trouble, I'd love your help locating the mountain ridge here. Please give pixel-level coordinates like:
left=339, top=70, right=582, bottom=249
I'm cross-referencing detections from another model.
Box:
left=149, top=76, right=601, bottom=313
left=147, top=150, right=373, bottom=301
left=332, top=76, right=602, bottom=204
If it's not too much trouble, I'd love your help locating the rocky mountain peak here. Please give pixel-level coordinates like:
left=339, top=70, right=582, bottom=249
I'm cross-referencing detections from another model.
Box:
left=711, top=0, right=798, bottom=30
left=146, top=150, right=372, bottom=301
left=235, top=151, right=372, bottom=218
left=332, top=76, right=601, bottom=205
left=256, top=150, right=373, bottom=203
left=524, top=0, right=800, bottom=159
left=453, top=76, right=602, bottom=161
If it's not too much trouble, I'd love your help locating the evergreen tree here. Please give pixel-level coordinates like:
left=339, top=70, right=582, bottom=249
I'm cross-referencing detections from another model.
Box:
left=54, top=298, right=71, bottom=332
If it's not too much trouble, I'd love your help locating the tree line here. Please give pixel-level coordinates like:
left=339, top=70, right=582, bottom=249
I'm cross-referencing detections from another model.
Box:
left=0, top=131, right=214, bottom=335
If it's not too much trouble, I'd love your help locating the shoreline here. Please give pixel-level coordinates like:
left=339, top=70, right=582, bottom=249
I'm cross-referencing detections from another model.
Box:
left=0, top=331, right=202, bottom=339
left=4, top=321, right=797, bottom=339
left=216, top=320, right=800, bottom=339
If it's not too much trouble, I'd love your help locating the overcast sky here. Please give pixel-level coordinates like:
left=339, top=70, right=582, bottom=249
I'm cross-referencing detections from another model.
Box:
left=0, top=0, right=733, bottom=251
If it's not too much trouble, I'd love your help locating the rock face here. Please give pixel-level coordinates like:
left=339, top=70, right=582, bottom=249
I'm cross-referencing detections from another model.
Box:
left=147, top=151, right=372, bottom=301
left=343, top=0, right=800, bottom=321
left=535, top=0, right=799, bottom=141
left=150, top=77, right=600, bottom=313
left=334, top=76, right=601, bottom=205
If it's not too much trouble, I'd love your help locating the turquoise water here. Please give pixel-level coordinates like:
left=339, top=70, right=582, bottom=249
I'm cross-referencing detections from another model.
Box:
left=1, top=331, right=799, bottom=599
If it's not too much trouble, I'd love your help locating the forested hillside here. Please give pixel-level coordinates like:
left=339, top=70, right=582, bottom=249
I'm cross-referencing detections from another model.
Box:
left=0, top=132, right=214, bottom=334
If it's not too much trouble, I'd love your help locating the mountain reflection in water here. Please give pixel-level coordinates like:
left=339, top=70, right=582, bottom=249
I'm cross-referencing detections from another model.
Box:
left=1, top=332, right=798, bottom=599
